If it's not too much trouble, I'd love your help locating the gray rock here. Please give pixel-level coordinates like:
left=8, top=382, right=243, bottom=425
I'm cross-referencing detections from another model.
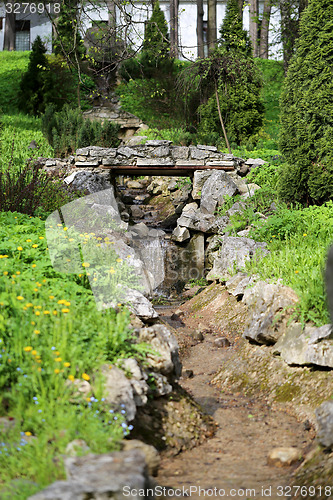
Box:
left=124, top=136, right=147, bottom=147
left=207, top=236, right=268, bottom=281
left=267, top=448, right=302, bottom=467
left=197, top=144, right=218, bottom=152
left=122, top=440, right=160, bottom=476
left=64, top=171, right=112, bottom=194
left=116, top=286, right=158, bottom=320
left=190, top=146, right=209, bottom=160
left=214, top=337, right=231, bottom=348
left=121, top=358, right=149, bottom=407
left=171, top=226, right=190, bottom=242
left=127, top=180, right=144, bottom=189
left=274, top=323, right=333, bottom=367
left=151, top=146, right=170, bottom=157
left=137, top=158, right=174, bottom=166
left=29, top=450, right=154, bottom=499
left=243, top=282, right=299, bottom=345
left=245, top=158, right=267, bottom=166
left=136, top=324, right=181, bottom=379
left=226, top=201, right=246, bottom=217
left=131, top=222, right=149, bottom=238
left=192, top=170, right=213, bottom=199
left=172, top=146, right=189, bottom=160
left=315, top=400, right=333, bottom=449
left=149, top=372, right=173, bottom=396
left=226, top=172, right=249, bottom=195
left=101, top=364, right=136, bottom=421
left=177, top=203, right=229, bottom=234
left=130, top=205, right=144, bottom=219
left=241, top=183, right=261, bottom=199
left=146, top=139, right=172, bottom=146
left=200, top=171, right=238, bottom=214
left=118, top=146, right=142, bottom=158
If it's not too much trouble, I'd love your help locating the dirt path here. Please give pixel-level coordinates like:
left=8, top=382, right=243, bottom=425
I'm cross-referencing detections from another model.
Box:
left=156, top=306, right=313, bottom=500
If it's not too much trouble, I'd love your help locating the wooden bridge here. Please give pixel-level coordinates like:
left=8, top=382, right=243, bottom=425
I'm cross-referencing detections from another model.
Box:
left=101, top=163, right=235, bottom=177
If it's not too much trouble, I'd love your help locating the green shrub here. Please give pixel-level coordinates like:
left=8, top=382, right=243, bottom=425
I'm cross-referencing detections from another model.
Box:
left=197, top=49, right=264, bottom=146
left=0, top=52, right=29, bottom=114
left=42, top=105, right=120, bottom=157
left=218, top=0, right=251, bottom=55
left=278, top=0, right=333, bottom=205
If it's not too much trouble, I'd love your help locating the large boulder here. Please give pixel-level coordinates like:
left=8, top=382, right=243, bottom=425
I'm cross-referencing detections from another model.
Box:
left=242, top=281, right=299, bottom=345
left=63, top=170, right=112, bottom=195
left=273, top=323, right=333, bottom=367
left=192, top=170, right=213, bottom=199
left=28, top=450, right=154, bottom=500
left=200, top=171, right=238, bottom=214
left=135, top=324, right=182, bottom=380
left=101, top=365, right=137, bottom=421
left=177, top=203, right=229, bottom=234
left=207, top=236, right=268, bottom=281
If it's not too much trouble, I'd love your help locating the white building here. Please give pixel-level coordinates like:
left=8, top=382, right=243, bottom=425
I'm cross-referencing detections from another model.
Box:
left=0, top=1, right=282, bottom=59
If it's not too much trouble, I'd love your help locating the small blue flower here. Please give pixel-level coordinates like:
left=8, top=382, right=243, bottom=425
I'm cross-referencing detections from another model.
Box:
left=23, top=374, right=27, bottom=378
left=17, top=447, right=21, bottom=451
left=128, top=425, right=134, bottom=431
left=42, top=419, right=45, bottom=422
left=121, top=422, right=127, bottom=429
left=101, top=398, right=105, bottom=402
left=114, top=416, right=118, bottom=420
left=51, top=347, right=56, bottom=351
left=33, top=396, right=38, bottom=400
left=120, top=403, right=125, bottom=408
left=16, top=367, right=22, bottom=372
left=38, top=409, right=42, bottom=413
left=109, top=409, right=114, bottom=414
left=121, top=410, right=126, bottom=414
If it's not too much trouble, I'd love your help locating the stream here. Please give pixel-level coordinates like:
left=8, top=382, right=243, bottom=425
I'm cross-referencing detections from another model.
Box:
left=120, top=179, right=314, bottom=500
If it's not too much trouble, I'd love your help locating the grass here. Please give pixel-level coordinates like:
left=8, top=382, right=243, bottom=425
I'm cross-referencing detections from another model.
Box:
left=0, top=52, right=30, bottom=114
left=0, top=211, right=150, bottom=498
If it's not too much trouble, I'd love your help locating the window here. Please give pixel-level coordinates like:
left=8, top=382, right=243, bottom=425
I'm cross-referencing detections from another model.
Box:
left=15, top=20, right=30, bottom=51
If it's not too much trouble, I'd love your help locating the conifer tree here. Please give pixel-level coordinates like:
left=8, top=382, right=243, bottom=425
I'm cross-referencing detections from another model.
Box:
left=219, top=0, right=251, bottom=55
left=278, top=0, right=333, bottom=204
left=142, top=0, right=170, bottom=61
left=18, top=36, right=49, bottom=116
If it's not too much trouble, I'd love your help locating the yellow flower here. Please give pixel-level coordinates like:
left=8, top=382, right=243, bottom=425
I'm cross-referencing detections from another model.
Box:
left=53, top=310, right=58, bottom=315
left=55, top=351, right=60, bottom=355
left=38, top=367, right=42, bottom=372
left=49, top=295, right=54, bottom=299
left=43, top=311, right=50, bottom=315
left=54, top=368, right=60, bottom=374
left=68, top=375, right=75, bottom=381
left=64, top=362, right=70, bottom=367
left=116, top=258, right=122, bottom=263
left=57, top=299, right=66, bottom=304
left=64, top=301, right=71, bottom=306
left=16, top=271, right=20, bottom=275
left=68, top=238, right=74, bottom=242
left=272, top=235, right=276, bottom=238
left=34, top=330, right=40, bottom=335
left=31, top=321, right=36, bottom=325
left=34, top=305, right=42, bottom=309
left=24, top=346, right=33, bottom=352
left=55, top=357, right=62, bottom=362
left=57, top=224, right=62, bottom=227
left=82, top=262, right=90, bottom=268
left=32, top=350, right=37, bottom=356
left=34, top=288, right=38, bottom=292
left=35, top=311, right=40, bottom=316
left=26, top=239, right=32, bottom=242
left=32, top=264, right=36, bottom=268
left=63, top=227, right=68, bottom=231
left=97, top=237, right=102, bottom=241
left=32, top=244, right=38, bottom=248
left=303, top=233, right=307, bottom=237
left=3, top=271, right=8, bottom=275
left=108, top=268, right=115, bottom=274
left=127, top=255, right=131, bottom=259
left=295, top=270, right=299, bottom=274
left=16, top=296, right=24, bottom=301
left=26, top=303, right=33, bottom=307
left=17, top=246, right=23, bottom=251
left=82, top=373, right=90, bottom=381
left=24, top=431, right=32, bottom=436
left=39, top=236, right=44, bottom=240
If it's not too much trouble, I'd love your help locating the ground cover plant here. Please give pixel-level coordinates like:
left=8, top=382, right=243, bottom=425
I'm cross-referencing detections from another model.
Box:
left=0, top=211, right=149, bottom=498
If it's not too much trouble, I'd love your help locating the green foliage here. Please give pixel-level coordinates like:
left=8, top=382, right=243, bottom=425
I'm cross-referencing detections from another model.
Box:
left=142, top=0, right=170, bottom=61
left=0, top=52, right=29, bottom=114
left=42, top=105, right=120, bottom=157
left=0, top=211, right=149, bottom=495
left=197, top=48, right=264, bottom=146
left=53, top=0, right=85, bottom=61
left=18, top=37, right=49, bottom=116
left=278, top=0, right=333, bottom=205
left=219, top=0, right=251, bottom=55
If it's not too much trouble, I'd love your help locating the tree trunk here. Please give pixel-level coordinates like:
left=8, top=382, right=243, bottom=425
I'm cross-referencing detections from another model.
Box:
left=207, top=0, right=216, bottom=54
left=4, top=12, right=15, bottom=51
left=249, top=0, right=259, bottom=57
left=197, top=0, right=204, bottom=58
left=170, top=0, right=179, bottom=58
left=280, top=0, right=298, bottom=73
left=259, top=0, right=271, bottom=58
left=238, top=0, right=244, bottom=20
left=107, top=0, right=116, bottom=47
left=215, top=85, right=231, bottom=154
